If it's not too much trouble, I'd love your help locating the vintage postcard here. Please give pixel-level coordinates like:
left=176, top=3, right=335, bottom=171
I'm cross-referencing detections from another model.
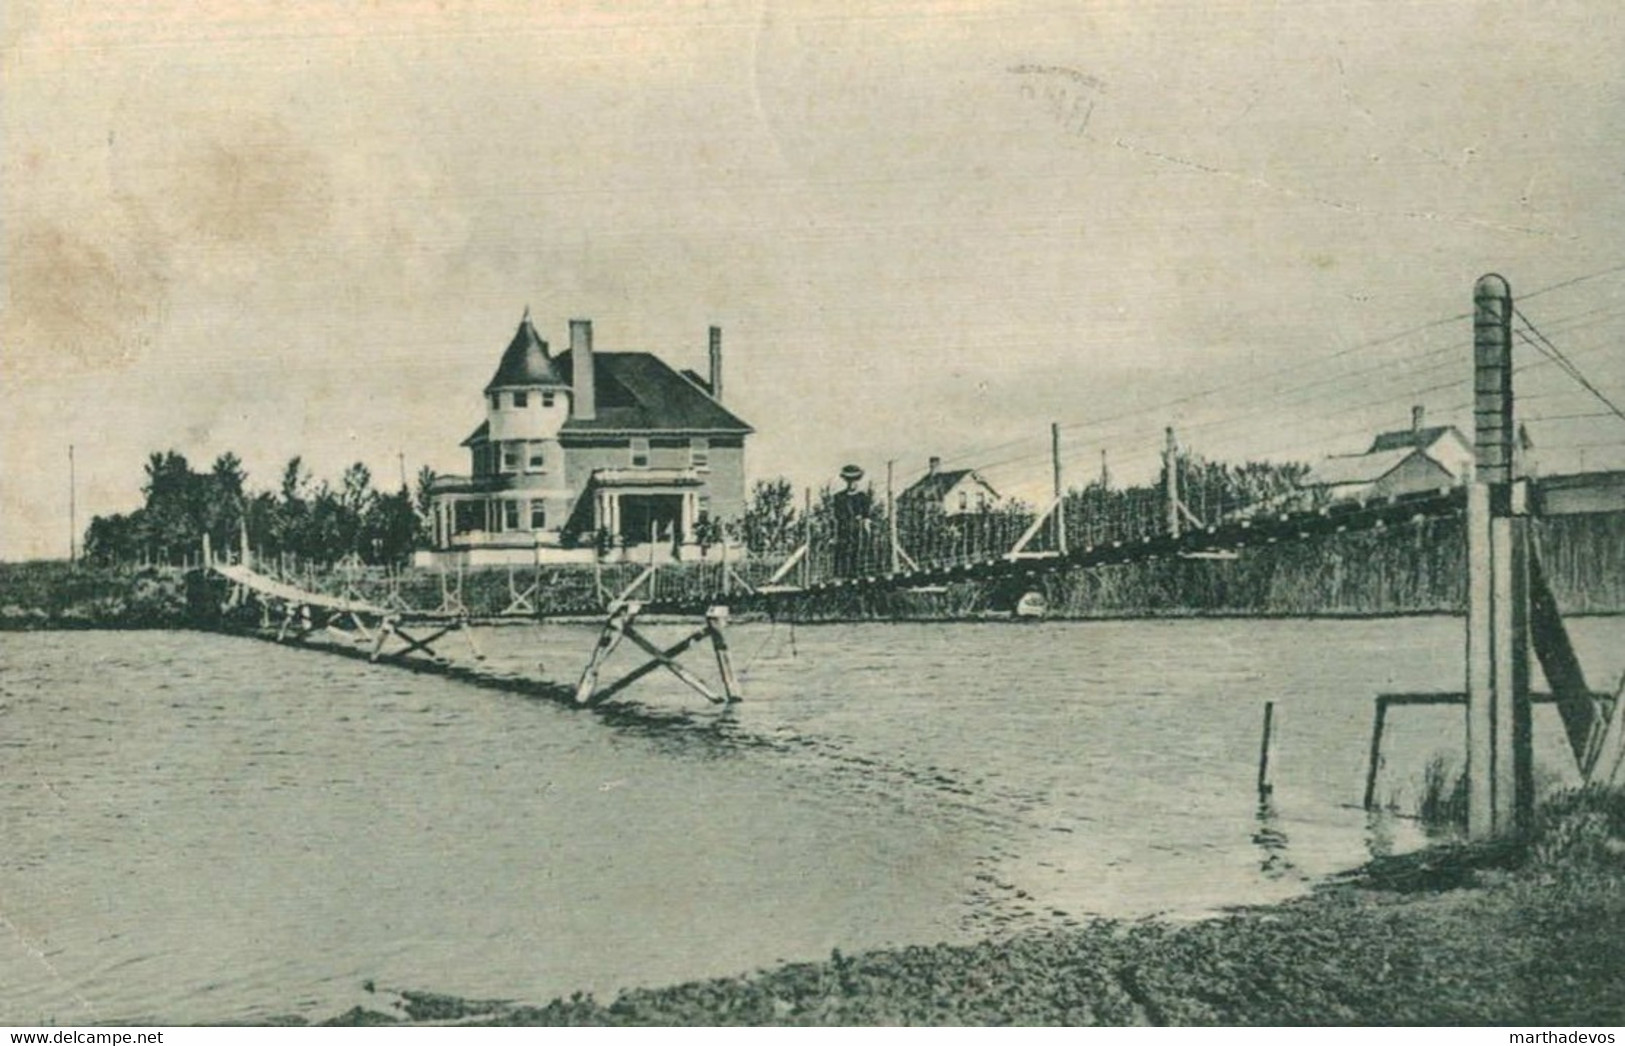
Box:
left=3, top=0, right=1624, bottom=1030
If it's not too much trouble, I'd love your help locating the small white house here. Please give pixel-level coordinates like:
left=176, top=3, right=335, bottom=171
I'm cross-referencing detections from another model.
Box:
left=1300, top=407, right=1474, bottom=503
left=899, top=457, right=1002, bottom=516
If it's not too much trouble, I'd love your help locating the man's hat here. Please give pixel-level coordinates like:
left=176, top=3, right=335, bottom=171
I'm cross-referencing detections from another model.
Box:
left=839, top=464, right=865, bottom=483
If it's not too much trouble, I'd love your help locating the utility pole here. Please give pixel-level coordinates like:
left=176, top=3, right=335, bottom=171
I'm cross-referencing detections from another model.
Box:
left=398, top=451, right=408, bottom=492
left=1099, top=448, right=1110, bottom=490
left=1466, top=273, right=1532, bottom=838
left=886, top=459, right=899, bottom=575
left=1051, top=423, right=1066, bottom=554
left=802, top=486, right=813, bottom=587
left=68, top=444, right=77, bottom=564
left=1163, top=426, right=1181, bottom=539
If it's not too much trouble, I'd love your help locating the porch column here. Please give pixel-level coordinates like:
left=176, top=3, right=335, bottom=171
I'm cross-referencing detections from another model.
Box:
left=683, top=491, right=698, bottom=540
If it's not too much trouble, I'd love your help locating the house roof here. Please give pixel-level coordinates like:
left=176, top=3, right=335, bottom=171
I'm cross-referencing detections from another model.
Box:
left=553, top=351, right=752, bottom=434
left=1301, top=447, right=1419, bottom=487
left=485, top=314, right=567, bottom=391
left=1368, top=425, right=1464, bottom=454
left=463, top=352, right=752, bottom=439
left=899, top=468, right=999, bottom=503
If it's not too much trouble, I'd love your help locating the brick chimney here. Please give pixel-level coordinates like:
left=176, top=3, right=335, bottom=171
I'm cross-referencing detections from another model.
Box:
left=1411, top=405, right=1425, bottom=436
left=928, top=456, right=941, bottom=474
left=708, top=326, right=723, bottom=403
left=570, top=319, right=595, bottom=421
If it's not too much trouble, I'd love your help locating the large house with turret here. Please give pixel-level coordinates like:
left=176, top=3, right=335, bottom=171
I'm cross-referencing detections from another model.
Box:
left=420, top=314, right=752, bottom=565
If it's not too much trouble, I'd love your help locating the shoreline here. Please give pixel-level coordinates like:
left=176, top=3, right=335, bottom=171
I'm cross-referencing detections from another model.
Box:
left=320, top=798, right=1625, bottom=1026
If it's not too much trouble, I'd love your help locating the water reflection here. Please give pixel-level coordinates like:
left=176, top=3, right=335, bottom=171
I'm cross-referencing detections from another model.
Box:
left=1365, top=806, right=1399, bottom=859
left=1250, top=798, right=1298, bottom=880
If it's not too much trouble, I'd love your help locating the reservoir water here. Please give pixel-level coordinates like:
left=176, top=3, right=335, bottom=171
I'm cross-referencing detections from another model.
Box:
left=2, top=616, right=1619, bottom=1024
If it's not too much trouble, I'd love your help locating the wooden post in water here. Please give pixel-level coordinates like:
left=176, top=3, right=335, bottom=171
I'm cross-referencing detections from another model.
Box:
left=1257, top=701, right=1276, bottom=802
left=1363, top=696, right=1390, bottom=811
left=1466, top=273, right=1533, bottom=839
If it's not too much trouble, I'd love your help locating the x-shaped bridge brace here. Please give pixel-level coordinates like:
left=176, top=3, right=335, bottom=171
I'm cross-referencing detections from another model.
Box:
left=369, top=614, right=485, bottom=665
left=574, top=601, right=742, bottom=707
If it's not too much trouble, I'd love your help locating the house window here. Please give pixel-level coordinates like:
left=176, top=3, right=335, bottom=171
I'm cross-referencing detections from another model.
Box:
left=690, top=437, right=710, bottom=469
left=958, top=490, right=969, bottom=512
left=488, top=393, right=500, bottom=410
left=530, top=501, right=547, bottom=530
left=630, top=438, right=651, bottom=468
left=513, top=391, right=528, bottom=409
left=501, top=443, right=520, bottom=472
left=698, top=494, right=712, bottom=522
left=503, top=500, right=520, bottom=531
left=542, top=391, right=556, bottom=408
left=528, top=443, right=546, bottom=471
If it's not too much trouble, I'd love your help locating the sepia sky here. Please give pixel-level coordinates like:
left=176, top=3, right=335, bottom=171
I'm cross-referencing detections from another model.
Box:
left=4, top=0, right=1624, bottom=560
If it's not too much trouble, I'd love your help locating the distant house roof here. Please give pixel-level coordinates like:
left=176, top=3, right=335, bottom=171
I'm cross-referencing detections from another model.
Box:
left=899, top=468, right=999, bottom=503
left=1301, top=447, right=1418, bottom=488
left=485, top=314, right=567, bottom=391
left=1368, top=425, right=1465, bottom=454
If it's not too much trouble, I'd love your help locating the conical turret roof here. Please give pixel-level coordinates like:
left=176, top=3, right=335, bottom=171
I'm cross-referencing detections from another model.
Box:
left=485, top=311, right=566, bottom=390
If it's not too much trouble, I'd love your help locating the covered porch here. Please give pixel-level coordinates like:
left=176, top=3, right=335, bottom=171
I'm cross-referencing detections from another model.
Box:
left=586, top=468, right=707, bottom=559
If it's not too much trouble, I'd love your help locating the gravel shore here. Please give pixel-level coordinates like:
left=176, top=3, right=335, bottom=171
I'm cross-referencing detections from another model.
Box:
left=325, top=788, right=1625, bottom=1027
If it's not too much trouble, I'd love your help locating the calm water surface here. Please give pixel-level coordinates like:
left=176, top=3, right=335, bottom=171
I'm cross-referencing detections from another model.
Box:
left=2, top=616, right=1619, bottom=1023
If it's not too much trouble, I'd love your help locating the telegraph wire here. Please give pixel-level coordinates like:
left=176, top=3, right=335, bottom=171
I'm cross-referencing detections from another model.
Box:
left=914, top=266, right=1625, bottom=484
left=1513, top=309, right=1625, bottom=426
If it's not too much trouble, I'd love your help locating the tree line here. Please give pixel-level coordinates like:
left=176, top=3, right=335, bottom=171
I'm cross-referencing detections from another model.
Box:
left=81, top=447, right=1308, bottom=569
left=733, top=453, right=1311, bottom=569
left=83, top=451, right=435, bottom=567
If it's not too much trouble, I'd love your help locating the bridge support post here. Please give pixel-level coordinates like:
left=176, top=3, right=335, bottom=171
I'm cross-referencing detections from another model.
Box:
left=573, top=601, right=742, bottom=707
left=707, top=606, right=742, bottom=702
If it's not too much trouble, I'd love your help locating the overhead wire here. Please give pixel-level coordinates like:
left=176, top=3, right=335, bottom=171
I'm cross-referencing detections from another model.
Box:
left=912, top=266, right=1625, bottom=488
left=1513, top=309, right=1625, bottom=427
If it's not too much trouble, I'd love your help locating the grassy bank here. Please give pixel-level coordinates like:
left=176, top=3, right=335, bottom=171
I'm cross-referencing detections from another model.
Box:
left=326, top=788, right=1625, bottom=1027
left=0, top=561, right=197, bottom=629
left=8, top=512, right=1623, bottom=626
